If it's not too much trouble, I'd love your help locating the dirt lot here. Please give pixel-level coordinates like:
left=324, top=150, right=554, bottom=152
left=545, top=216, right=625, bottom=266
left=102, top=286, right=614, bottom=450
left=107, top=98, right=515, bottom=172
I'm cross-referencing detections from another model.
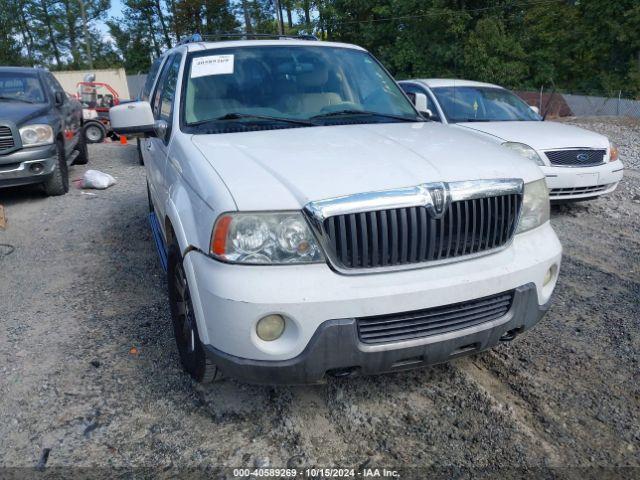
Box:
left=1, top=118, right=639, bottom=474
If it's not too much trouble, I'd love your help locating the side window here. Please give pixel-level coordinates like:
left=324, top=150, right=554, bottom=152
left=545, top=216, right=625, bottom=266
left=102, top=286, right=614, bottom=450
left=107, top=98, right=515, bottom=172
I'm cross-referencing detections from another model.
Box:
left=401, top=83, right=440, bottom=121
left=150, top=54, right=181, bottom=143
left=46, top=73, right=65, bottom=101
left=141, top=57, right=163, bottom=101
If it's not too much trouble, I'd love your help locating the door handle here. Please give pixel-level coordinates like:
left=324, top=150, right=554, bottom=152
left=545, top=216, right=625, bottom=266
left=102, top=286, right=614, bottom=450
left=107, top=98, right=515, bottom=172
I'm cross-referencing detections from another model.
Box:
left=145, top=141, right=152, bottom=151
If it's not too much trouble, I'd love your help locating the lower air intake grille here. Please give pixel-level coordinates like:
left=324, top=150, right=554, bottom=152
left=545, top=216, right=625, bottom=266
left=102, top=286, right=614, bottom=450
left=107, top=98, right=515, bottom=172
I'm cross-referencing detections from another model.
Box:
left=550, top=184, right=612, bottom=197
left=545, top=149, right=605, bottom=166
left=357, top=291, right=515, bottom=345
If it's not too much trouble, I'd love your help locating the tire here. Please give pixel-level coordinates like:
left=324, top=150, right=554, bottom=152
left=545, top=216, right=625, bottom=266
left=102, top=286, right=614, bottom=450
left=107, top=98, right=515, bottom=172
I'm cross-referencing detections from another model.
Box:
left=167, top=243, right=221, bottom=383
left=137, top=138, right=144, bottom=165
left=72, top=128, right=89, bottom=165
left=42, top=141, right=69, bottom=196
left=84, top=122, right=106, bottom=144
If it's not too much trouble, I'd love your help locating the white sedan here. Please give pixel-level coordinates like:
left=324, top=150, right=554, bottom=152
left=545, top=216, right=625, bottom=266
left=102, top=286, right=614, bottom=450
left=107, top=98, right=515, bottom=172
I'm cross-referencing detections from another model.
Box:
left=400, top=79, right=624, bottom=201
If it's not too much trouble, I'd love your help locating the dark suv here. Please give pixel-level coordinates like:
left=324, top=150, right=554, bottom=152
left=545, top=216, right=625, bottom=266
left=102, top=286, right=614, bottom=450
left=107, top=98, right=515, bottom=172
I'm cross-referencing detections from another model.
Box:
left=0, top=67, right=87, bottom=196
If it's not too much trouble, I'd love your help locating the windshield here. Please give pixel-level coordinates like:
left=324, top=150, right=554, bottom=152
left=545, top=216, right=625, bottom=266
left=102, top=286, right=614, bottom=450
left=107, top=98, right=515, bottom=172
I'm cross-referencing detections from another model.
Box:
left=0, top=72, right=46, bottom=103
left=431, top=86, right=541, bottom=123
left=183, top=46, right=419, bottom=131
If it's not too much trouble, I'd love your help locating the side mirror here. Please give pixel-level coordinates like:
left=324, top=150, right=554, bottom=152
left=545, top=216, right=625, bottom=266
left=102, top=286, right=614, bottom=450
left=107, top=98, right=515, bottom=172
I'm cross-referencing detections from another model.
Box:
left=530, top=105, right=540, bottom=115
left=109, top=101, right=156, bottom=137
left=407, top=91, right=432, bottom=118
left=54, top=91, right=65, bottom=106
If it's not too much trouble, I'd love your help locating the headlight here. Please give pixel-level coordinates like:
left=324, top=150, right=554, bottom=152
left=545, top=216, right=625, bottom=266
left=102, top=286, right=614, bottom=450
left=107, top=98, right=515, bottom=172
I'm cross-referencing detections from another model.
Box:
left=19, top=124, right=54, bottom=147
left=502, top=142, right=545, bottom=166
left=211, top=212, right=324, bottom=264
left=609, top=140, right=619, bottom=162
left=516, top=179, right=550, bottom=234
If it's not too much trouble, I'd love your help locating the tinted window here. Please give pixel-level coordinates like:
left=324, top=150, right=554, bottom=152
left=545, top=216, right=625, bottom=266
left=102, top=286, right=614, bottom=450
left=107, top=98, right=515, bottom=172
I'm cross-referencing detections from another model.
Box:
left=182, top=46, right=418, bottom=130
left=432, top=86, right=541, bottom=123
left=0, top=71, right=46, bottom=103
left=141, top=57, right=164, bottom=101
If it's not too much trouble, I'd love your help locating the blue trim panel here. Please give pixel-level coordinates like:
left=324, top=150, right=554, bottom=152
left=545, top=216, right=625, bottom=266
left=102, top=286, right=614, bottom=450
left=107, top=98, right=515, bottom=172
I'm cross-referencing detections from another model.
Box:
left=148, top=212, right=168, bottom=272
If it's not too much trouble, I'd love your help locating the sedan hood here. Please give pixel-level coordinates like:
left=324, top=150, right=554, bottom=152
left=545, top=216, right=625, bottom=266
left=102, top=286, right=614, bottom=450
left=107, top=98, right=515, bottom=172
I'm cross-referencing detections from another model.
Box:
left=192, top=122, right=543, bottom=211
left=0, top=101, right=50, bottom=126
left=456, top=121, right=609, bottom=150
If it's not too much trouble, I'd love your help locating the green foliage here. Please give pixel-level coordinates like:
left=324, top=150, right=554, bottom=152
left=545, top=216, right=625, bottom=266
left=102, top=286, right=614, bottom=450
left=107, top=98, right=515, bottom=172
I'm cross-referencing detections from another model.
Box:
left=2, top=0, right=639, bottom=96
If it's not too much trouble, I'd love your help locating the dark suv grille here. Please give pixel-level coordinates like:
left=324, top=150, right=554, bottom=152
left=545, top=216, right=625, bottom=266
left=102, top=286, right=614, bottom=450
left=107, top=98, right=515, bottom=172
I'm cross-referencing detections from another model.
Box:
left=545, top=149, right=605, bottom=166
left=322, top=194, right=521, bottom=269
left=0, top=126, right=15, bottom=152
left=357, top=291, right=515, bottom=344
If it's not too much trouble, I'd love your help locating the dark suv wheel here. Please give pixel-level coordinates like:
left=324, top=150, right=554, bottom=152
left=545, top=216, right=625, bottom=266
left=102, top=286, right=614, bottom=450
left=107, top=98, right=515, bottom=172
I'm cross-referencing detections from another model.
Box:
left=42, top=140, right=69, bottom=196
left=167, top=243, right=220, bottom=383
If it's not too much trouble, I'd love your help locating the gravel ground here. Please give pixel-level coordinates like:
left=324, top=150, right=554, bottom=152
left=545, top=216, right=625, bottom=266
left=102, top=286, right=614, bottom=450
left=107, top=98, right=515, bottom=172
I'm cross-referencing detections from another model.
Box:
left=0, top=118, right=639, bottom=475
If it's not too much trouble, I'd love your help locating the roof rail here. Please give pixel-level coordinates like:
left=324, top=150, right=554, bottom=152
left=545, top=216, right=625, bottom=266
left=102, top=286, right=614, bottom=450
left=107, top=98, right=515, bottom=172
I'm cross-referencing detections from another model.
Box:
left=177, top=32, right=318, bottom=45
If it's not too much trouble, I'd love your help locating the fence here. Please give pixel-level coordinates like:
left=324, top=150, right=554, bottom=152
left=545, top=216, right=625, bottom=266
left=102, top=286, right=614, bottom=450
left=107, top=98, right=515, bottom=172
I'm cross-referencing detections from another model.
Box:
left=516, top=90, right=640, bottom=118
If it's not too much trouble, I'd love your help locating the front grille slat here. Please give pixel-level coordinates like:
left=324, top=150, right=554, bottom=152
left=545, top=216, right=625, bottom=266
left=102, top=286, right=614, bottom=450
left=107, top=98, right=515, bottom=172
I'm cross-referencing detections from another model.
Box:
left=359, top=305, right=511, bottom=341
left=550, top=184, right=612, bottom=196
left=545, top=149, right=605, bottom=166
left=324, top=193, right=521, bottom=270
left=358, top=299, right=513, bottom=332
left=360, top=293, right=514, bottom=326
left=357, top=290, right=515, bottom=344
left=0, top=125, right=16, bottom=152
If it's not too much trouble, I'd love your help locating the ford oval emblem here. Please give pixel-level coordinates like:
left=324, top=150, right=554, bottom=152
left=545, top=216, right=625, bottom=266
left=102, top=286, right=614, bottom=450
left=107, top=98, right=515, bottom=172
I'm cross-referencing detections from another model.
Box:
left=576, top=153, right=589, bottom=162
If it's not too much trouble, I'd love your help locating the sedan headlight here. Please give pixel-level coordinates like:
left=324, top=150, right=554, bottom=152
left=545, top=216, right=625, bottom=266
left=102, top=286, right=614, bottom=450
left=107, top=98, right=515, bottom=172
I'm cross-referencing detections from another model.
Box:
left=210, top=212, right=324, bottom=264
left=502, top=142, right=545, bottom=166
left=516, top=179, right=550, bottom=234
left=609, top=140, right=619, bottom=162
left=19, top=124, right=54, bottom=147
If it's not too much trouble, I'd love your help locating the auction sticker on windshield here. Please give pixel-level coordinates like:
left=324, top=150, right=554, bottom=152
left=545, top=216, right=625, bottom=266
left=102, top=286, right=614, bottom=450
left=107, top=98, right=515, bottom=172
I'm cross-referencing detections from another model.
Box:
left=191, top=55, right=234, bottom=78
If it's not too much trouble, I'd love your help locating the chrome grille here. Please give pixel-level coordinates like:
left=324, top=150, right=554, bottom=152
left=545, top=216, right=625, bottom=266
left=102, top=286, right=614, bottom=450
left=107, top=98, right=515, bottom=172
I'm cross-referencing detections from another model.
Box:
left=0, top=125, right=15, bottom=152
left=322, top=193, right=521, bottom=269
left=545, top=149, right=605, bottom=167
left=357, top=291, right=515, bottom=344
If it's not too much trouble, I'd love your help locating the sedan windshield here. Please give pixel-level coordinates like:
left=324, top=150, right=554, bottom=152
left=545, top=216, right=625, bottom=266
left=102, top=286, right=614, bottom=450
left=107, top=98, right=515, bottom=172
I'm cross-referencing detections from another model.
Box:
left=431, top=86, right=541, bottom=123
left=0, top=72, right=46, bottom=103
left=183, top=45, right=419, bottom=131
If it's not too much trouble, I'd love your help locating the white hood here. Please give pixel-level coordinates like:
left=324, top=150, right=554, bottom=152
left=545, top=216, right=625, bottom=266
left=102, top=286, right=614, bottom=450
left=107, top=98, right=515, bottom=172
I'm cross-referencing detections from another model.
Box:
left=192, top=122, right=543, bottom=211
left=455, top=121, right=610, bottom=151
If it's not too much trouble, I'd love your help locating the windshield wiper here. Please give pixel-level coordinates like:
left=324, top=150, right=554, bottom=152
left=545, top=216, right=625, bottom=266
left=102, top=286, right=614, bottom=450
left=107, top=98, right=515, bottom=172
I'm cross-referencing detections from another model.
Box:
left=0, top=96, right=36, bottom=104
left=190, top=112, right=317, bottom=127
left=310, top=110, right=420, bottom=122
left=453, top=118, right=492, bottom=122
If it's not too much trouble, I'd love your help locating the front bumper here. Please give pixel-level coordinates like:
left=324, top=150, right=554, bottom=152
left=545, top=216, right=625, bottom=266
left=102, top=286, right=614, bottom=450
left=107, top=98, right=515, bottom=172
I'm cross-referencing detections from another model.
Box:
left=542, top=160, right=624, bottom=200
left=205, top=283, right=549, bottom=384
left=0, top=144, right=57, bottom=188
left=183, top=222, right=561, bottom=376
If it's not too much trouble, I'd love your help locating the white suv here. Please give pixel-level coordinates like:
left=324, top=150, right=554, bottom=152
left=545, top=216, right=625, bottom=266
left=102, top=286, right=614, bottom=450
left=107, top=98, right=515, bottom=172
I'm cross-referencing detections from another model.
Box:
left=399, top=79, right=624, bottom=202
left=110, top=36, right=562, bottom=384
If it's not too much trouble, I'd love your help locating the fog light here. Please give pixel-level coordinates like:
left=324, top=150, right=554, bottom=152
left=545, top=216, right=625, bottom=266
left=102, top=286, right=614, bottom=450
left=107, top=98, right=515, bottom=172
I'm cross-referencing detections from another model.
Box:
left=256, top=314, right=285, bottom=341
left=29, top=162, right=44, bottom=173
left=544, top=264, right=558, bottom=286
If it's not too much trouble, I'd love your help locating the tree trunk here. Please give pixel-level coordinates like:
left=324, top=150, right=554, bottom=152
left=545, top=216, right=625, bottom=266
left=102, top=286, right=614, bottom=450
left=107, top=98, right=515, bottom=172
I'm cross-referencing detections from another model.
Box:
left=154, top=0, right=171, bottom=48
left=61, top=0, right=81, bottom=67
left=241, top=0, right=252, bottom=34
left=18, top=4, right=36, bottom=64
left=144, top=6, right=161, bottom=56
left=167, top=0, right=180, bottom=40
left=303, top=0, right=311, bottom=29
left=40, top=0, right=62, bottom=65
left=285, top=0, right=292, bottom=28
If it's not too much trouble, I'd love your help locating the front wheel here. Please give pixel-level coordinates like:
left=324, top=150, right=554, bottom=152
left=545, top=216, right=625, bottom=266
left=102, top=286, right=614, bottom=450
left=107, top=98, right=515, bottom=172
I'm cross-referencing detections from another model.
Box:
left=167, top=244, right=220, bottom=383
left=42, top=141, right=69, bottom=196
